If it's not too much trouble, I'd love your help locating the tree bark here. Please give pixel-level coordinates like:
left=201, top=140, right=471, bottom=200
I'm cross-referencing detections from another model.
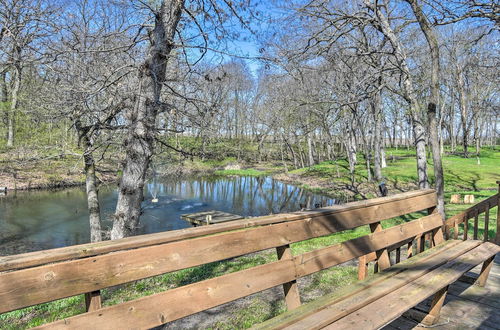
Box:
left=1, top=72, right=7, bottom=141
left=372, top=87, right=383, bottom=182
left=111, top=1, right=183, bottom=239
left=7, top=64, right=21, bottom=147
left=75, top=120, right=103, bottom=243
left=456, top=68, right=469, bottom=157
left=407, top=0, right=445, bottom=218
left=365, top=0, right=429, bottom=188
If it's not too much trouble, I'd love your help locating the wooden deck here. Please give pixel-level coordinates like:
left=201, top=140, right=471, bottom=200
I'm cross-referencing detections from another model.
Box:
left=385, top=253, right=500, bottom=330
left=181, top=210, right=244, bottom=226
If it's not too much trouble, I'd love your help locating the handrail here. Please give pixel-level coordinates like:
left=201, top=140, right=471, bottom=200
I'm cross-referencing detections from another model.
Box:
left=0, top=189, right=437, bottom=272
left=444, top=181, right=500, bottom=244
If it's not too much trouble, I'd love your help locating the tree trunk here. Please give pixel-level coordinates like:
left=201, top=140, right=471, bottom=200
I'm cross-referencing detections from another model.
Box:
left=366, top=0, right=429, bottom=188
left=112, top=1, right=183, bottom=239
left=457, top=69, right=469, bottom=157
left=1, top=72, right=7, bottom=141
left=407, top=0, right=445, bottom=217
left=7, top=64, right=21, bottom=147
left=307, top=132, right=314, bottom=167
left=372, top=88, right=383, bottom=182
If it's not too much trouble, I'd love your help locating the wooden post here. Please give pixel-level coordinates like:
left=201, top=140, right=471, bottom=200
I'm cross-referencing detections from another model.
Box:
left=421, top=286, right=448, bottom=326
left=484, top=203, right=489, bottom=242
left=276, top=244, right=301, bottom=310
left=369, top=222, right=391, bottom=271
left=496, top=181, right=500, bottom=244
left=407, top=241, right=413, bottom=259
left=463, top=217, right=468, bottom=240
left=473, top=212, right=479, bottom=240
left=476, top=256, right=494, bottom=287
left=85, top=290, right=101, bottom=312
left=358, top=255, right=368, bottom=280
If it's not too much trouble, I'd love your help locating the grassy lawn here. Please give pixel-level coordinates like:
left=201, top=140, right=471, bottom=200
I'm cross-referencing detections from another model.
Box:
left=1, top=146, right=498, bottom=329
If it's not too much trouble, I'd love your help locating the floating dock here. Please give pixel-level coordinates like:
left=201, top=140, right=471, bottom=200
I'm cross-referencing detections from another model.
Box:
left=181, top=210, right=244, bottom=226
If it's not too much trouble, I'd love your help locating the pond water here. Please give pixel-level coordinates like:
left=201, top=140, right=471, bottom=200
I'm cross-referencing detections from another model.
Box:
left=0, top=176, right=337, bottom=255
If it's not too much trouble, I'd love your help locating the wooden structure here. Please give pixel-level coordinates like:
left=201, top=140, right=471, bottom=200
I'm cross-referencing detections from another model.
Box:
left=0, top=186, right=499, bottom=329
left=181, top=210, right=243, bottom=226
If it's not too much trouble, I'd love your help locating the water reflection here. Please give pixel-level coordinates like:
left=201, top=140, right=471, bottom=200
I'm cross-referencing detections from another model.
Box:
left=0, top=176, right=337, bottom=255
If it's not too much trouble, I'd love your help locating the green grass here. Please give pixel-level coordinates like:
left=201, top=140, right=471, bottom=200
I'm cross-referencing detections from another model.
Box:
left=214, top=168, right=268, bottom=176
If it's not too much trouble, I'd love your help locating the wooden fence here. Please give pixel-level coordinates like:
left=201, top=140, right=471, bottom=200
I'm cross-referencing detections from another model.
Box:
left=445, top=180, right=500, bottom=244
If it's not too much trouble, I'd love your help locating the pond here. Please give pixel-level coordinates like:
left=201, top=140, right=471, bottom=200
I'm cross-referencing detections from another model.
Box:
left=0, top=176, right=338, bottom=255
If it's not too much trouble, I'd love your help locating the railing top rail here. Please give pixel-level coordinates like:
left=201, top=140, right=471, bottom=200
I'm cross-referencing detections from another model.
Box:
left=0, top=189, right=436, bottom=272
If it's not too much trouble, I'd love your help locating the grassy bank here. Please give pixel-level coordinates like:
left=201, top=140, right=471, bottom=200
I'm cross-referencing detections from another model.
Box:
left=275, top=146, right=499, bottom=201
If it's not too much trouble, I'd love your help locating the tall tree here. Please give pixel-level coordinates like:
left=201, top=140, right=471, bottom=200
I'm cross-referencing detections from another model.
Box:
left=405, top=0, right=445, bottom=218
left=111, top=0, right=183, bottom=239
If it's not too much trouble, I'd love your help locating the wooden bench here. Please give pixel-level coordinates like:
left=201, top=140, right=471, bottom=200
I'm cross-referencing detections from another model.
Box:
left=0, top=189, right=498, bottom=329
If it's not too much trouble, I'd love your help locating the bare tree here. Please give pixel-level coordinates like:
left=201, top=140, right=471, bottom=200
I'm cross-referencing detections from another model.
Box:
left=405, top=0, right=445, bottom=217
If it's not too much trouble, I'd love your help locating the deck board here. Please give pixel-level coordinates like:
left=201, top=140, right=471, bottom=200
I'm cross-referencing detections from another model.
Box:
left=181, top=210, right=244, bottom=226
left=384, top=253, right=500, bottom=330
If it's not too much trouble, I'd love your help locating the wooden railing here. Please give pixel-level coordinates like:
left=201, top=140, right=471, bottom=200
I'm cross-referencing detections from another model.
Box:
left=445, top=181, right=500, bottom=244
left=0, top=189, right=438, bottom=320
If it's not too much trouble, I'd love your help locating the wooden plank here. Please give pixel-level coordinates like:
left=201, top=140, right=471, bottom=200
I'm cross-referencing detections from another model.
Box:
left=293, top=214, right=443, bottom=277
left=254, top=241, right=472, bottom=329
left=0, top=189, right=437, bottom=272
left=283, top=242, right=485, bottom=330
left=35, top=259, right=297, bottom=330
left=473, top=213, right=479, bottom=239
left=84, top=290, right=101, bottom=312
left=420, top=285, right=448, bottom=325
left=357, top=255, right=368, bottom=280
left=476, top=255, right=494, bottom=287
left=369, top=222, right=391, bottom=272
left=323, top=242, right=500, bottom=330
left=496, top=182, right=500, bottom=244
left=276, top=245, right=301, bottom=310
left=181, top=210, right=244, bottom=225
left=484, top=205, right=489, bottom=242
left=0, top=212, right=442, bottom=314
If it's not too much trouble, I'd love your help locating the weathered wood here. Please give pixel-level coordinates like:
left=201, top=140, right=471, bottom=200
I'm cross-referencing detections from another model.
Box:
left=0, top=212, right=443, bottom=315
left=464, top=216, right=469, bottom=240
left=476, top=255, right=494, bottom=287
left=293, top=214, right=443, bottom=278
left=474, top=213, right=479, bottom=239
left=358, top=255, right=368, bottom=280
left=84, top=290, right=101, bottom=312
left=420, top=285, right=448, bottom=325
left=181, top=210, right=243, bottom=226
left=496, top=182, right=500, bottom=244
left=484, top=205, right=489, bottom=242
left=407, top=241, right=413, bottom=258
left=36, top=259, right=298, bottom=329
left=276, top=245, right=301, bottom=310
left=370, top=222, right=391, bottom=272
left=0, top=189, right=438, bottom=272
left=254, top=240, right=477, bottom=330
left=322, top=242, right=500, bottom=330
